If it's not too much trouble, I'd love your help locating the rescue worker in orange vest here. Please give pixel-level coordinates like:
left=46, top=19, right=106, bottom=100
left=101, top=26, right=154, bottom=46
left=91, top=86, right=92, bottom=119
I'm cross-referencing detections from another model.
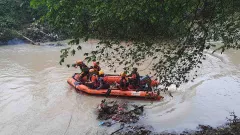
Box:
left=128, top=68, right=140, bottom=89
left=119, top=72, right=129, bottom=90
left=75, top=60, right=89, bottom=81
left=96, top=70, right=110, bottom=90
left=85, top=74, right=99, bottom=89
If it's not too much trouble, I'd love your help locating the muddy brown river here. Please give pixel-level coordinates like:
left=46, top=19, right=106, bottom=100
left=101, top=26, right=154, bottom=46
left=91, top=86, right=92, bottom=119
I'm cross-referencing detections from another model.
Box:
left=0, top=41, right=240, bottom=134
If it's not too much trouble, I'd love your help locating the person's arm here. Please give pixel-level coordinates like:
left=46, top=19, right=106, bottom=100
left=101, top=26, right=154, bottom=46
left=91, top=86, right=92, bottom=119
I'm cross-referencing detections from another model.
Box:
left=96, top=83, right=103, bottom=90
left=127, top=73, right=131, bottom=77
left=80, top=66, right=84, bottom=71
left=72, top=63, right=76, bottom=67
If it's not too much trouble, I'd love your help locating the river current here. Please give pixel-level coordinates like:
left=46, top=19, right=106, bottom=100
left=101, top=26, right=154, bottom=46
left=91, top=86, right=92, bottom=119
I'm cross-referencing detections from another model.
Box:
left=0, top=41, right=239, bottom=134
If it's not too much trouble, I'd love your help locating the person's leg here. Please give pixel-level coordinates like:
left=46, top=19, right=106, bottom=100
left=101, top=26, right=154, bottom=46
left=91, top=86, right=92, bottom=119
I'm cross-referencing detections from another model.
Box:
left=80, top=71, right=89, bottom=80
left=120, top=82, right=128, bottom=90
left=125, top=82, right=129, bottom=88
left=132, top=79, right=138, bottom=89
left=85, top=82, right=93, bottom=88
left=103, top=84, right=110, bottom=89
left=78, top=72, right=84, bottom=81
left=120, top=82, right=124, bottom=89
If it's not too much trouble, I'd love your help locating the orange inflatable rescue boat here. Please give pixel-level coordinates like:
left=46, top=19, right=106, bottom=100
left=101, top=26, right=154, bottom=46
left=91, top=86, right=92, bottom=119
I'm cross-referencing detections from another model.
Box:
left=67, top=73, right=163, bottom=100
left=72, top=73, right=160, bottom=86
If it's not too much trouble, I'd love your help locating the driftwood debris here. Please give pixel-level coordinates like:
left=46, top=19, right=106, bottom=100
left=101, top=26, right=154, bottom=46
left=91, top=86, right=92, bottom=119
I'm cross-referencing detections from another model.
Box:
left=97, top=99, right=145, bottom=123
left=15, top=31, right=38, bottom=45
left=97, top=99, right=152, bottom=135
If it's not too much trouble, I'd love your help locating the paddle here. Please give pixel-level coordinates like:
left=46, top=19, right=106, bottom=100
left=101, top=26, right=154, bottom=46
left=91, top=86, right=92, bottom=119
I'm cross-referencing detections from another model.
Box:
left=110, top=124, right=126, bottom=135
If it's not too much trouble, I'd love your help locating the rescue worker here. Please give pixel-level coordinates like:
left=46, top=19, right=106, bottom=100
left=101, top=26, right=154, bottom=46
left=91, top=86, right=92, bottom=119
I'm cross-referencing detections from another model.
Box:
left=85, top=74, right=99, bottom=89
left=75, top=60, right=89, bottom=81
left=140, top=75, right=152, bottom=91
left=88, top=68, right=95, bottom=81
left=128, top=68, right=140, bottom=89
left=96, top=70, right=110, bottom=90
left=93, top=61, right=101, bottom=72
left=119, top=72, right=128, bottom=90
left=89, top=61, right=100, bottom=75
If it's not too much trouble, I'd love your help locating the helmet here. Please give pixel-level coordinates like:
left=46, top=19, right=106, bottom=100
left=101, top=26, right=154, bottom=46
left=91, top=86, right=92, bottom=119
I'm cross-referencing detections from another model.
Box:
left=93, top=62, right=98, bottom=66
left=89, top=69, right=95, bottom=73
left=76, top=60, right=83, bottom=65
left=120, top=72, right=126, bottom=77
left=99, top=70, right=104, bottom=75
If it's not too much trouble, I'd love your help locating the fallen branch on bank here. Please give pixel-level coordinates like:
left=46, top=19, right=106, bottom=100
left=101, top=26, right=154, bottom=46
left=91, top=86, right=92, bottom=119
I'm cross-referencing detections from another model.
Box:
left=15, top=31, right=38, bottom=45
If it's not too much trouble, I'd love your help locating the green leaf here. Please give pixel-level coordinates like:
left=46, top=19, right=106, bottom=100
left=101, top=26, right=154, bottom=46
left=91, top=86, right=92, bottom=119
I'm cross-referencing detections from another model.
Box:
left=71, top=49, right=76, bottom=56
left=77, top=45, right=82, bottom=50
left=32, top=0, right=240, bottom=87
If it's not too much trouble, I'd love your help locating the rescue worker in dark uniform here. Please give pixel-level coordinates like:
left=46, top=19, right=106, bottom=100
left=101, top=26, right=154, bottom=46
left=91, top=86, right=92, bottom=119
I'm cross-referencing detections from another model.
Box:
left=128, top=68, right=140, bottom=89
left=96, top=70, right=110, bottom=90
left=75, top=60, right=89, bottom=81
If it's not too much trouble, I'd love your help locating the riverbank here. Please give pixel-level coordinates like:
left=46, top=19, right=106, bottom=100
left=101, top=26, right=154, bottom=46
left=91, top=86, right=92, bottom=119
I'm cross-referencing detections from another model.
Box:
left=0, top=23, right=68, bottom=46
left=111, top=113, right=240, bottom=135
left=125, top=112, right=240, bottom=135
left=114, top=118, right=240, bottom=135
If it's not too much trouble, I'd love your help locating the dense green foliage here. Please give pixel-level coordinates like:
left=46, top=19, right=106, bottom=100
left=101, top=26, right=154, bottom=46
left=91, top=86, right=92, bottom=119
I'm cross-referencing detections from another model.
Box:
left=0, top=0, right=43, bottom=41
left=0, top=0, right=65, bottom=43
left=32, top=0, right=240, bottom=87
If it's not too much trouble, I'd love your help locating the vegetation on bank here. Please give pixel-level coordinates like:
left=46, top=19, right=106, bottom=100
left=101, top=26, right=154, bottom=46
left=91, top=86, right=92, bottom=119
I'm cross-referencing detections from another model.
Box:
left=0, top=0, right=39, bottom=42
left=0, top=0, right=68, bottom=44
